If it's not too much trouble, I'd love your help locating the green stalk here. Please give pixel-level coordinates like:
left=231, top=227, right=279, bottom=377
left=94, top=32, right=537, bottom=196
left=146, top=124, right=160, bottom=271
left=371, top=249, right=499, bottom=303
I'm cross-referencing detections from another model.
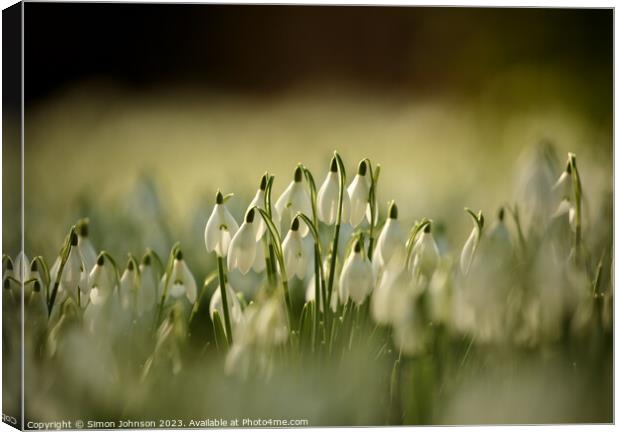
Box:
left=296, top=212, right=325, bottom=350
left=263, top=174, right=278, bottom=288
left=48, top=226, right=77, bottom=316
left=364, top=160, right=380, bottom=261
left=302, top=165, right=324, bottom=349
left=326, top=152, right=346, bottom=307
left=216, top=256, right=233, bottom=345
left=255, top=207, right=294, bottom=330
left=568, top=153, right=583, bottom=258
left=154, top=242, right=180, bottom=329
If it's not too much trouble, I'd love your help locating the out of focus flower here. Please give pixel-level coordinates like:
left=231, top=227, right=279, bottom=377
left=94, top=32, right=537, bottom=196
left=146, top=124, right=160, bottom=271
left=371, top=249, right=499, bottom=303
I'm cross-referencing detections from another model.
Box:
left=275, top=166, right=312, bottom=237
left=408, top=222, right=440, bottom=285
left=347, top=160, right=371, bottom=227
left=137, top=253, right=158, bottom=316
left=460, top=210, right=484, bottom=275
left=119, top=259, right=138, bottom=313
left=88, top=254, right=115, bottom=306
left=205, top=191, right=240, bottom=257
left=282, top=217, right=309, bottom=280
left=77, top=220, right=98, bottom=273
left=209, top=283, right=243, bottom=339
left=62, top=233, right=84, bottom=301
left=317, top=157, right=350, bottom=225
left=169, top=250, right=197, bottom=304
left=339, top=239, right=373, bottom=305
left=373, top=201, right=406, bottom=274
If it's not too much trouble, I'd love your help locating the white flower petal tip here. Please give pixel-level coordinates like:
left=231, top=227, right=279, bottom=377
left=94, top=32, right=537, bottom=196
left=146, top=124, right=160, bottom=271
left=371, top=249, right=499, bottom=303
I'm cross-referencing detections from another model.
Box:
left=205, top=192, right=240, bottom=257
left=317, top=165, right=351, bottom=225
left=275, top=168, right=312, bottom=237
left=227, top=209, right=259, bottom=275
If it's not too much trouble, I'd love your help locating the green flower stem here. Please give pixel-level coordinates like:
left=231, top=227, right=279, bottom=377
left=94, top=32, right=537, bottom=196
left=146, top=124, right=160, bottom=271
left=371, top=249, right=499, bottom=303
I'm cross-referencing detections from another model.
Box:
left=295, top=212, right=325, bottom=350
left=301, top=165, right=325, bottom=349
left=326, top=152, right=346, bottom=307
left=569, top=153, right=583, bottom=258
left=216, top=255, right=234, bottom=346
left=154, top=242, right=180, bottom=329
left=255, top=207, right=294, bottom=331
left=263, top=174, right=279, bottom=289
left=48, top=226, right=77, bottom=316
left=365, top=160, right=380, bottom=261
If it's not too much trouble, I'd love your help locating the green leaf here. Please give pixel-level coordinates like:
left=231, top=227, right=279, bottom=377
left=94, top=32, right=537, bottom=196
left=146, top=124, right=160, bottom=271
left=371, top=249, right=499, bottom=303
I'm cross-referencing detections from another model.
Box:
left=212, top=310, right=229, bottom=352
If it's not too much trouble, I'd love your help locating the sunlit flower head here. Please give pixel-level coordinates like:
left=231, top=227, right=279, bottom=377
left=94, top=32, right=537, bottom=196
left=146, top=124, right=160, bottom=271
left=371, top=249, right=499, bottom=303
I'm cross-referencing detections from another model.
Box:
left=119, top=259, right=138, bottom=312
left=169, top=250, right=197, bottom=304
left=62, top=232, right=84, bottom=300
left=209, top=282, right=243, bottom=339
left=339, top=239, right=373, bottom=306
left=372, top=201, right=406, bottom=273
left=77, top=220, right=98, bottom=273
left=137, top=253, right=158, bottom=316
left=347, top=160, right=371, bottom=227
left=408, top=222, right=440, bottom=283
left=317, top=157, right=350, bottom=225
left=227, top=208, right=258, bottom=275
left=205, top=191, right=240, bottom=257
left=281, top=217, right=309, bottom=280
left=88, top=254, right=115, bottom=306
left=275, top=166, right=312, bottom=237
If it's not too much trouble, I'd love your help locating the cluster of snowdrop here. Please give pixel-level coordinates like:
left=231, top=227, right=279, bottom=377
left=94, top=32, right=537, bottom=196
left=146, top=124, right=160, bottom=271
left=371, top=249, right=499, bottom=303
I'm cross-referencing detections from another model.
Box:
left=3, top=148, right=610, bottom=380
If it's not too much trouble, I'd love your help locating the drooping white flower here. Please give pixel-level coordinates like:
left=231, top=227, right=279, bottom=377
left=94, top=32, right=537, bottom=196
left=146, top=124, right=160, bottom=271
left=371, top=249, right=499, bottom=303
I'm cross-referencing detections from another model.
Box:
left=168, top=250, right=197, bottom=304
left=281, top=217, right=309, bottom=280
left=372, top=202, right=406, bottom=273
left=339, top=240, right=373, bottom=306
left=460, top=210, right=484, bottom=275
left=246, top=174, right=274, bottom=241
left=408, top=222, right=440, bottom=283
left=227, top=208, right=258, bottom=275
left=119, top=259, right=138, bottom=312
left=371, top=263, right=409, bottom=325
left=274, top=166, right=312, bottom=237
left=553, top=162, right=573, bottom=199
left=137, top=253, right=158, bottom=316
left=209, top=282, right=243, bottom=338
left=77, top=221, right=98, bottom=273
left=61, top=233, right=84, bottom=301
left=317, top=157, right=350, bottom=225
left=205, top=191, right=240, bottom=257
left=14, top=251, right=30, bottom=282
left=88, top=255, right=115, bottom=306
left=347, top=160, right=371, bottom=227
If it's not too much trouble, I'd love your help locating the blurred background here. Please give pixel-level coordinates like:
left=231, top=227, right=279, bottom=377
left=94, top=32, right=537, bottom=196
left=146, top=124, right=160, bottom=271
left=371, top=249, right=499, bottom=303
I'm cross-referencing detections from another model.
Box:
left=20, top=4, right=612, bottom=267
left=7, top=3, right=613, bottom=425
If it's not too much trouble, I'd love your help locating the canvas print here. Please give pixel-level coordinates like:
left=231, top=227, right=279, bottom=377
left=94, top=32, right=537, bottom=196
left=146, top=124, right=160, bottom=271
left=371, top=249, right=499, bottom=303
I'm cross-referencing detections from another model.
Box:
left=2, top=3, right=613, bottom=428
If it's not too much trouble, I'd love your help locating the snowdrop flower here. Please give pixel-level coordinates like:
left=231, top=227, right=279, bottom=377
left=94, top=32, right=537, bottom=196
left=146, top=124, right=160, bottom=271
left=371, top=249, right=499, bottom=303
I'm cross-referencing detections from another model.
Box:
left=246, top=174, right=272, bottom=241
left=486, top=208, right=513, bottom=257
left=347, top=160, right=371, bottom=227
left=62, top=232, right=84, bottom=300
left=77, top=220, right=98, bottom=273
left=209, top=283, right=243, bottom=338
left=88, top=255, right=115, bottom=306
left=205, top=191, right=240, bottom=257
left=372, top=202, right=406, bottom=273
left=371, top=262, right=409, bottom=325
left=227, top=208, right=258, bottom=275
left=14, top=251, right=30, bottom=282
left=408, top=222, right=440, bottom=283
left=137, top=253, right=158, bottom=316
left=317, top=157, right=350, bottom=225
left=460, top=210, right=484, bottom=275
left=119, top=259, right=138, bottom=312
left=275, top=166, right=312, bottom=237
left=339, top=239, right=373, bottom=305
left=281, top=217, right=309, bottom=280
left=169, top=250, right=197, bottom=304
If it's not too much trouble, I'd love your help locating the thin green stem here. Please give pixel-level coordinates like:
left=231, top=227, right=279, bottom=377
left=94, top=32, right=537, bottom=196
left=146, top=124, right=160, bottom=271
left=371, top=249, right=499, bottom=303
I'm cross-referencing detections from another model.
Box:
left=216, top=256, right=233, bottom=346
left=326, top=152, right=346, bottom=307
left=255, top=207, right=294, bottom=331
